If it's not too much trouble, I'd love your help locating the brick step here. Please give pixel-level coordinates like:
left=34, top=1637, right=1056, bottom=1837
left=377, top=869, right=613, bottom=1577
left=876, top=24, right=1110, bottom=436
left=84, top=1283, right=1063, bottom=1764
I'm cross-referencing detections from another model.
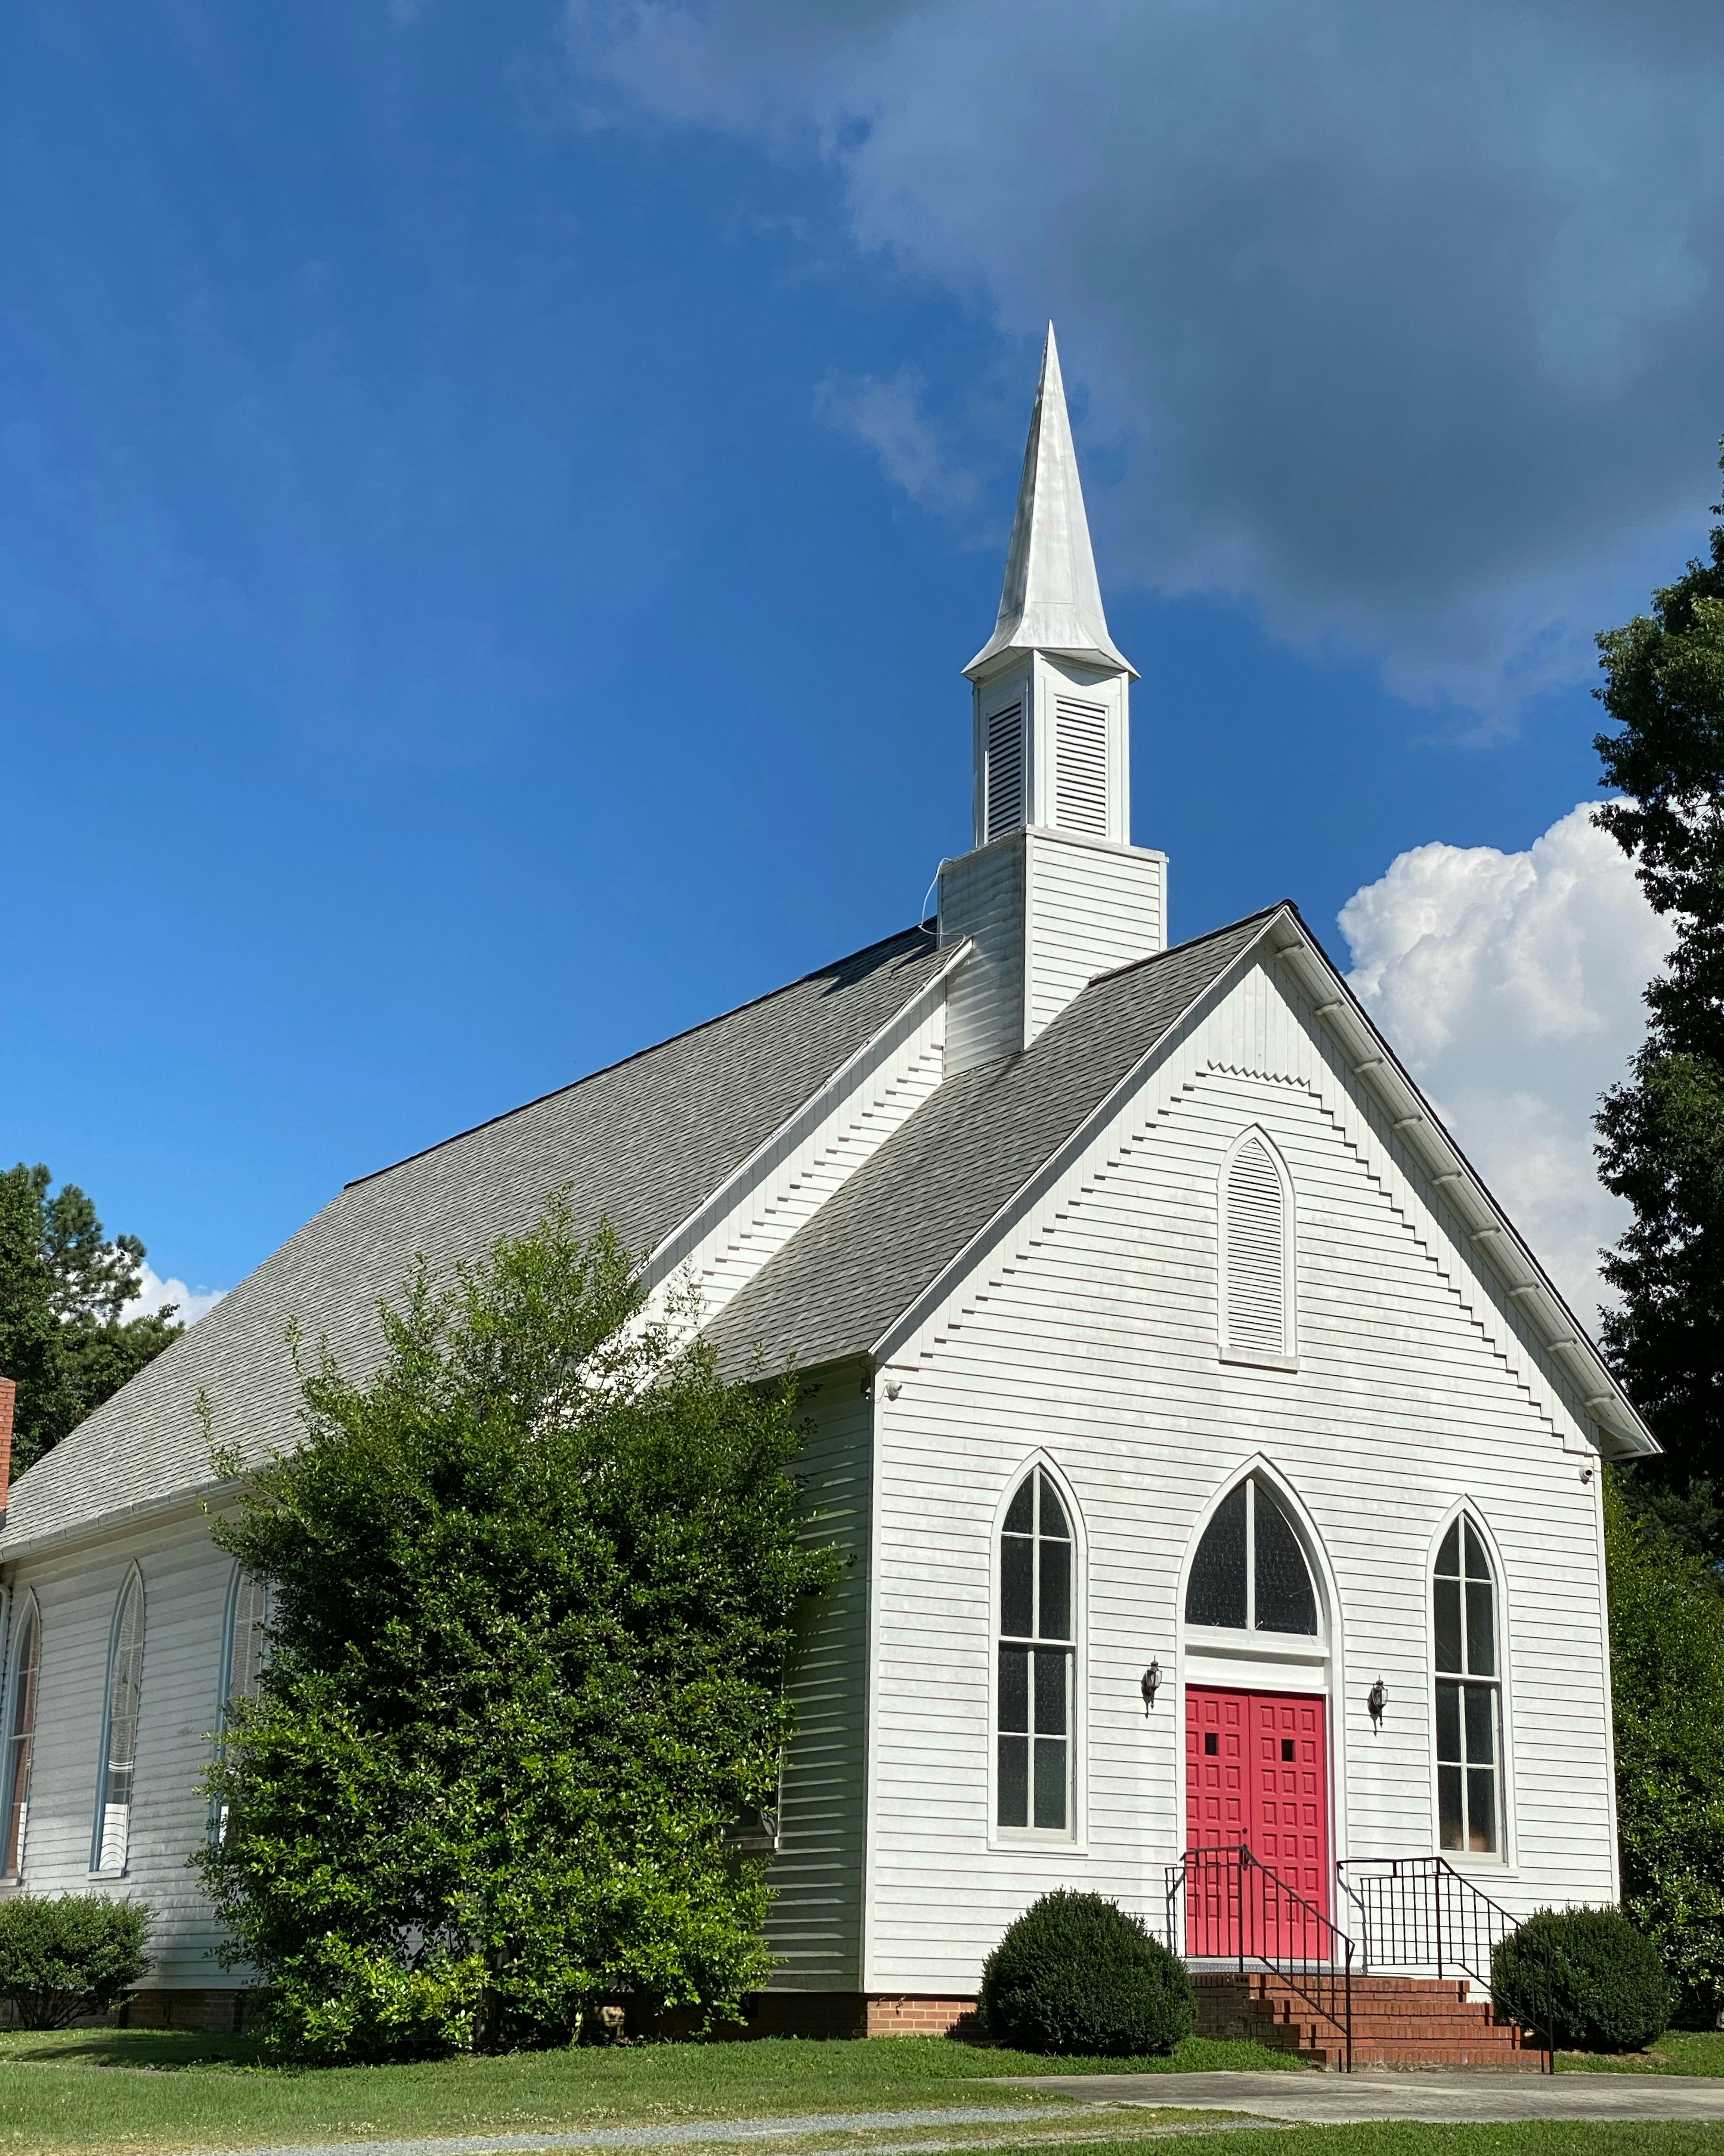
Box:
left=1310, top=2047, right=1546, bottom=2073
left=1193, top=1969, right=1543, bottom=2070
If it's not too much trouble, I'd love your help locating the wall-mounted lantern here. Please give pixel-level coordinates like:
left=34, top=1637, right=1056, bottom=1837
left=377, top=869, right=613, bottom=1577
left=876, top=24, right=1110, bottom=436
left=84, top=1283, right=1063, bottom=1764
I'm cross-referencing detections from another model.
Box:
left=1141, top=1659, right=1162, bottom=1715
left=1367, top=1677, right=1387, bottom=1731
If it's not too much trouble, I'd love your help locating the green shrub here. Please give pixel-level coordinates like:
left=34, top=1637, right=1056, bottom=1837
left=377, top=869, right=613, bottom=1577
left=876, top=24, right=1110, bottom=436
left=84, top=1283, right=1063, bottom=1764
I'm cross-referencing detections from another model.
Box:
left=0, top=1895, right=150, bottom=2030
left=980, top=1889, right=1195, bottom=2057
left=1493, top=1907, right=1673, bottom=2053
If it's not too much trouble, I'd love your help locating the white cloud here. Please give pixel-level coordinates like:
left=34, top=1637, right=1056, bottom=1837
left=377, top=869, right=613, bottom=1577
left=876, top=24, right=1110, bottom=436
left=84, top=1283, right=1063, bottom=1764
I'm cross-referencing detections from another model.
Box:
left=567, top=0, right=1724, bottom=716
left=125, top=1264, right=227, bottom=1331
left=813, top=367, right=977, bottom=517
left=1339, top=802, right=1670, bottom=1323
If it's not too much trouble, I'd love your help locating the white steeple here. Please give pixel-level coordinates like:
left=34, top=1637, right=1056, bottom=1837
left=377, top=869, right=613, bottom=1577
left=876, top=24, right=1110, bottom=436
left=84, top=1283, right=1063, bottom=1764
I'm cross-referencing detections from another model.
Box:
left=965, top=324, right=1137, bottom=681
left=938, top=325, right=1166, bottom=1075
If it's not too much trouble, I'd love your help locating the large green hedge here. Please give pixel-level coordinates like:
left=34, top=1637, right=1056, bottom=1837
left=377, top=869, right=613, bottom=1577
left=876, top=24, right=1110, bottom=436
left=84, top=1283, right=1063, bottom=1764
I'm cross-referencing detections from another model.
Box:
left=1606, top=1477, right=1724, bottom=2016
left=196, top=1204, right=840, bottom=2061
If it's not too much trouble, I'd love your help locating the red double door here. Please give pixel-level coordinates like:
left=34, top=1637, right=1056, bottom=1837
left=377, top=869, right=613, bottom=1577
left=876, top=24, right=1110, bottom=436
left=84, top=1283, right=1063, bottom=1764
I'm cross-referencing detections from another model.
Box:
left=1184, top=1687, right=1330, bottom=1957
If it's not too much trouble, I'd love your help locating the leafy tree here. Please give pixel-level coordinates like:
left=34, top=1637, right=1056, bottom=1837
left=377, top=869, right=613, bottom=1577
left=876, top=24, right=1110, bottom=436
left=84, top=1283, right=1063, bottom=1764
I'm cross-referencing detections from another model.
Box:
left=0, top=1163, right=182, bottom=1476
left=1594, top=469, right=1724, bottom=1551
left=1605, top=1475, right=1724, bottom=2016
left=196, top=1202, right=838, bottom=2061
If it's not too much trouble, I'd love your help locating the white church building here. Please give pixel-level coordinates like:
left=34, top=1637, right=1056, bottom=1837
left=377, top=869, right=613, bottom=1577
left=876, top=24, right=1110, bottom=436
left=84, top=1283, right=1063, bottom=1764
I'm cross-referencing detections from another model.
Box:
left=0, top=330, right=1653, bottom=2054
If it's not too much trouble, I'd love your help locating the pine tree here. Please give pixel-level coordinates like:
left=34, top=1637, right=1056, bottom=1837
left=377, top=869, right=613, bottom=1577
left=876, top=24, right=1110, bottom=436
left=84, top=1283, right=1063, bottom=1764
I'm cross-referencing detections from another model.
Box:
left=0, top=1164, right=182, bottom=1476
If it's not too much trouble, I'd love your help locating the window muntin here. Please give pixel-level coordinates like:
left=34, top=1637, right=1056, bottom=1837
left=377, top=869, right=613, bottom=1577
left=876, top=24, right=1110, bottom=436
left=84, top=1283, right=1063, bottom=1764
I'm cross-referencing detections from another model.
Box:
left=1434, top=1518, right=1501, bottom=1855
left=1186, top=1477, right=1317, bottom=1637
left=997, top=1468, right=1074, bottom=1832
left=1222, top=1131, right=1292, bottom=1362
left=95, top=1575, right=144, bottom=1874
left=2, top=1606, right=40, bottom=1877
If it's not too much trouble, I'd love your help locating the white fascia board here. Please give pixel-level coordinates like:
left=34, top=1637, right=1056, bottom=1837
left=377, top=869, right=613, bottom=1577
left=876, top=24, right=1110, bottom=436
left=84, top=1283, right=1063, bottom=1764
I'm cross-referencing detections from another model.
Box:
left=868, top=908, right=1293, bottom=1371
left=1, top=1483, right=222, bottom=1568
left=642, top=939, right=973, bottom=1293
left=1271, top=923, right=1656, bottom=1462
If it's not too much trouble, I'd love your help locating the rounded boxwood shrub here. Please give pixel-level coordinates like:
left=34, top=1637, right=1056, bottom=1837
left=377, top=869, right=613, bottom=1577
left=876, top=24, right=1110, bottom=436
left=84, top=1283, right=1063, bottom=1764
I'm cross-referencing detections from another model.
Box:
left=1493, top=1907, right=1672, bottom=2054
left=980, top=1889, right=1195, bottom=2057
left=0, top=1894, right=150, bottom=2030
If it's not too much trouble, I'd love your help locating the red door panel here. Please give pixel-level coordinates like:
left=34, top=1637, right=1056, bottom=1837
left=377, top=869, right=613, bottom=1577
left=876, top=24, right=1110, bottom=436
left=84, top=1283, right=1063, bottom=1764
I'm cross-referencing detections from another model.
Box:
left=1184, top=1686, right=1329, bottom=1957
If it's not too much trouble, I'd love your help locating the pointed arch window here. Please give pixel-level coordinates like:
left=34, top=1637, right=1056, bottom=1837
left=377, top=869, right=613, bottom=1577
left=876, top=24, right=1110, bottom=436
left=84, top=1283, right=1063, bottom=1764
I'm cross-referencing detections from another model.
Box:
left=1434, top=1517, right=1501, bottom=1855
left=1221, top=1130, right=1293, bottom=1364
left=2, top=1601, right=41, bottom=1877
left=996, top=1467, right=1075, bottom=1832
left=1186, top=1477, right=1317, bottom=1636
left=221, top=1566, right=268, bottom=1712
left=94, top=1573, right=144, bottom=1874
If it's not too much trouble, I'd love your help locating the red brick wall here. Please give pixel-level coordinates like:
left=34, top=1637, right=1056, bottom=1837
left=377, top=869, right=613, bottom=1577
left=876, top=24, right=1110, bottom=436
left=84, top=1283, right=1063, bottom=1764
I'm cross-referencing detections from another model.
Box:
left=863, top=1996, right=980, bottom=2037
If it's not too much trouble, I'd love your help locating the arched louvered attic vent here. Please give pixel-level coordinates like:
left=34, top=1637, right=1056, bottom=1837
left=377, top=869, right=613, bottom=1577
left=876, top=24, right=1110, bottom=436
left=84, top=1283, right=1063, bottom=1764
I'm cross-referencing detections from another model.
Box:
left=985, top=703, right=1025, bottom=843
left=1221, top=1130, right=1292, bottom=1363
left=1053, top=697, right=1109, bottom=836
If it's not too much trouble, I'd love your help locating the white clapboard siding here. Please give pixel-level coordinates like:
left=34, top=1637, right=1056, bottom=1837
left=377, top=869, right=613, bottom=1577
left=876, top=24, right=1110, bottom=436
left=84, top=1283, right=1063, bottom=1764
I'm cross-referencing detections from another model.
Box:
left=1, top=1508, right=240, bottom=1988
left=938, top=836, right=1027, bottom=1075
left=1052, top=698, right=1109, bottom=837
left=861, top=949, right=1613, bottom=1993
left=1222, top=1135, right=1287, bottom=1359
left=984, top=702, right=1025, bottom=842
left=763, top=1375, right=872, bottom=1990
left=1022, top=830, right=1165, bottom=1045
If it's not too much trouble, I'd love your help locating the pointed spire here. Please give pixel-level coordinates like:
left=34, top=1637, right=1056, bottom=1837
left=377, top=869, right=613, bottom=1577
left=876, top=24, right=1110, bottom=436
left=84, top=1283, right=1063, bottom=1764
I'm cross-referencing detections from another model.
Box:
left=965, top=324, right=1136, bottom=680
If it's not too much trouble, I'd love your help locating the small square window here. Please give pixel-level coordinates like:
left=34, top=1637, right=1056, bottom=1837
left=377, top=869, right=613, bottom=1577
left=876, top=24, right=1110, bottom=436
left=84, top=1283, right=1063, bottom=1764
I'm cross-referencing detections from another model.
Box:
left=1281, top=1738, right=1295, bottom=1761
left=1204, top=1731, right=1218, bottom=1756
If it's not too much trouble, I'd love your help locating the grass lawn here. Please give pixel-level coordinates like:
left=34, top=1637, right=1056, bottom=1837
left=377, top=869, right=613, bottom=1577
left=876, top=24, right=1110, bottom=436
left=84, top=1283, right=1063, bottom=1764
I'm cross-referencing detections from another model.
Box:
left=0, top=2030, right=1295, bottom=2156
left=1561, top=2036, right=1724, bottom=2077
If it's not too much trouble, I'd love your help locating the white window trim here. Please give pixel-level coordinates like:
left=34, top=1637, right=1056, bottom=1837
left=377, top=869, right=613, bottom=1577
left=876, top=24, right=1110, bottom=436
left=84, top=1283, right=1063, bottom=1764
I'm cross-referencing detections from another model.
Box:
left=1218, top=1123, right=1298, bottom=1370
left=1425, top=1502, right=1515, bottom=1871
left=988, top=1452, right=1088, bottom=1853
left=89, top=1566, right=146, bottom=1879
left=0, top=1591, right=41, bottom=1885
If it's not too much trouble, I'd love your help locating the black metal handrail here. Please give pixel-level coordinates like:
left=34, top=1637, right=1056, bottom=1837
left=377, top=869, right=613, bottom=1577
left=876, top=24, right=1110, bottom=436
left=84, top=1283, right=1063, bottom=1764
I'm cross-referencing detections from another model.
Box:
left=1335, top=1855, right=1553, bottom=2072
left=1167, top=1844, right=1354, bottom=2072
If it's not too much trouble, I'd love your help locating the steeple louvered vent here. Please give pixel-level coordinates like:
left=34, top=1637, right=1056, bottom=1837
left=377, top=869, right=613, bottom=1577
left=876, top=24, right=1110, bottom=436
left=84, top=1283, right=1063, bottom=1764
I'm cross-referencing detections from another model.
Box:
left=1224, top=1134, right=1290, bottom=1362
left=985, top=703, right=1025, bottom=843
left=1054, top=698, right=1109, bottom=836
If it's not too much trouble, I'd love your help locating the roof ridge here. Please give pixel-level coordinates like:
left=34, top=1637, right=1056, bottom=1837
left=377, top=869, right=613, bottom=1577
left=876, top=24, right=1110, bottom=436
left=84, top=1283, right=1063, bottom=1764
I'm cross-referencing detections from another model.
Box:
left=344, top=921, right=937, bottom=1190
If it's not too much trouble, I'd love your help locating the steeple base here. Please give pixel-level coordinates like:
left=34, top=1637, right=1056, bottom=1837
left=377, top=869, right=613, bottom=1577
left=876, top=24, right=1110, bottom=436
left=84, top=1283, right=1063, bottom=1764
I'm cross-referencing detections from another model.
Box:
left=938, top=827, right=1167, bottom=1075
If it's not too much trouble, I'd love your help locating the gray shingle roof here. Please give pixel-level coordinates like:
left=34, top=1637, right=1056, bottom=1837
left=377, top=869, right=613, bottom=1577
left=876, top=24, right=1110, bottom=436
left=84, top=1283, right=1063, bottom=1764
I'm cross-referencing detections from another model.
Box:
left=4, top=926, right=948, bottom=1555
left=702, top=908, right=1275, bottom=1377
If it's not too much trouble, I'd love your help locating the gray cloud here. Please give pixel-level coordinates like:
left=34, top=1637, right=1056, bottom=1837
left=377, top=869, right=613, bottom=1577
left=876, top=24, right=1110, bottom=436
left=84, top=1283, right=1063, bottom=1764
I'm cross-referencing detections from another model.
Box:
left=568, top=0, right=1724, bottom=713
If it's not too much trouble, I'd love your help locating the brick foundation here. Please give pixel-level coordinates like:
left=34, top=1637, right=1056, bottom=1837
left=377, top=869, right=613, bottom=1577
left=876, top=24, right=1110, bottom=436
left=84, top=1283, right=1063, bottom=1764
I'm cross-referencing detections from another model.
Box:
left=863, top=1997, right=982, bottom=2038
left=642, top=1993, right=982, bottom=2043
left=117, top=1988, right=250, bottom=2034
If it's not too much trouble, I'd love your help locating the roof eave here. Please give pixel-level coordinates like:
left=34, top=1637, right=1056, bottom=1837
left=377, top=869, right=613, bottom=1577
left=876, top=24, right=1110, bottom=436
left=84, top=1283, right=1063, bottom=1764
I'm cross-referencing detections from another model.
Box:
left=962, top=633, right=1140, bottom=683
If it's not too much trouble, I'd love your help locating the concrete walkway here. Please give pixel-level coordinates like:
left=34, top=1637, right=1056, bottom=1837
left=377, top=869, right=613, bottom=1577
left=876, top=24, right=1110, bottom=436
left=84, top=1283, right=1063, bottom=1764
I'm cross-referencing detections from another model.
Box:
left=1021, top=2067, right=1724, bottom=2123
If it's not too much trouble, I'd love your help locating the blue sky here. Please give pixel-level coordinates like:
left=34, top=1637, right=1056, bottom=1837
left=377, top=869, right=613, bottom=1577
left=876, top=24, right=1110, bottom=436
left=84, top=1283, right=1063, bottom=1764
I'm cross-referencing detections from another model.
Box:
left=1, top=0, right=1717, bottom=1313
